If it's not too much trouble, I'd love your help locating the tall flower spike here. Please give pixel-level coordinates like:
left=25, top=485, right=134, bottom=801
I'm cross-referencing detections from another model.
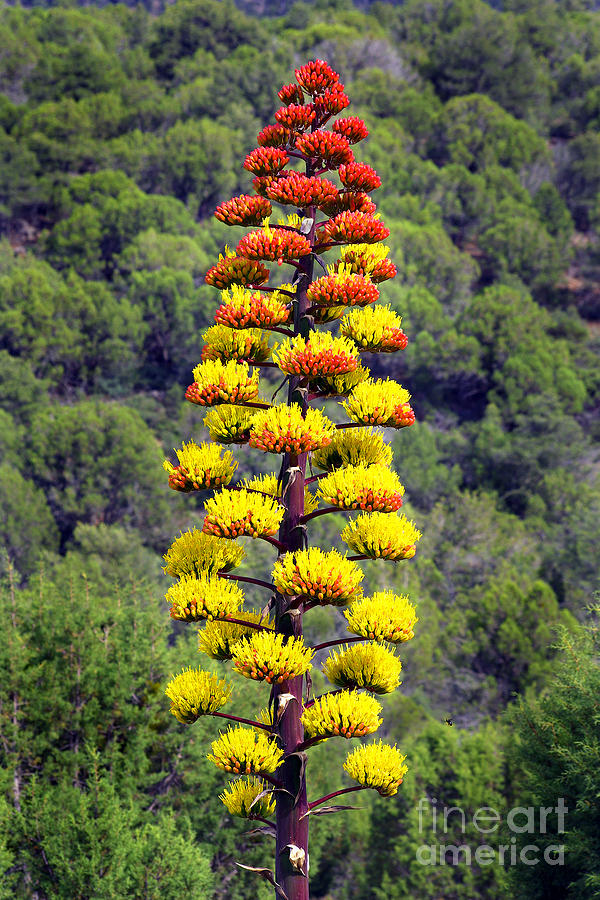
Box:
left=165, top=668, right=232, bottom=724
left=231, top=632, right=313, bottom=684
left=203, top=406, right=256, bottom=445
left=341, top=305, right=408, bottom=353
left=243, top=146, right=289, bottom=176
left=200, top=326, right=272, bottom=364
left=273, top=332, right=359, bottom=379
left=215, top=194, right=272, bottom=227
left=163, top=529, right=245, bottom=578
left=341, top=511, right=422, bottom=561
left=339, top=243, right=397, bottom=283
left=241, top=473, right=319, bottom=515
left=208, top=726, right=284, bottom=776
left=205, top=249, right=269, bottom=289
left=307, top=269, right=379, bottom=309
left=165, top=573, right=243, bottom=622
left=163, top=441, right=237, bottom=492
left=301, top=690, right=382, bottom=741
left=312, top=428, right=392, bottom=471
left=344, top=742, right=408, bottom=796
left=323, top=643, right=402, bottom=694
left=202, top=488, right=285, bottom=540
left=220, top=778, right=276, bottom=819
left=214, top=286, right=292, bottom=330
left=199, top=610, right=275, bottom=661
left=186, top=360, right=260, bottom=407
left=317, top=464, right=405, bottom=513
left=344, top=591, right=418, bottom=644
left=320, top=211, right=390, bottom=246
left=236, top=226, right=311, bottom=263
left=249, top=404, right=335, bottom=454
left=272, top=548, right=363, bottom=606
left=341, top=378, right=415, bottom=428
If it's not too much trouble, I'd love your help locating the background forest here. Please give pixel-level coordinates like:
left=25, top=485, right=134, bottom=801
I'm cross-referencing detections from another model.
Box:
left=0, top=0, right=599, bottom=897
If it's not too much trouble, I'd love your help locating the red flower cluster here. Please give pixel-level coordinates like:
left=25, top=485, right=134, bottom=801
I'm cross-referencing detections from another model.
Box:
left=243, top=147, right=289, bottom=176
left=278, top=82, right=304, bottom=104
left=342, top=247, right=397, bottom=283
left=275, top=104, right=316, bottom=130
left=296, top=129, right=354, bottom=168
left=276, top=339, right=358, bottom=378
left=295, top=59, right=339, bottom=94
left=331, top=486, right=403, bottom=513
left=257, top=124, right=292, bottom=148
left=314, top=84, right=350, bottom=117
left=236, top=228, right=311, bottom=263
left=339, top=162, right=382, bottom=192
left=307, top=273, right=379, bottom=308
left=320, top=191, right=376, bottom=217
left=214, top=194, right=272, bottom=227
left=380, top=329, right=408, bottom=353
left=320, top=211, right=390, bottom=245
left=185, top=378, right=258, bottom=407
left=206, top=255, right=269, bottom=289
left=214, top=292, right=291, bottom=329
left=332, top=116, right=369, bottom=144
left=391, top=403, right=416, bottom=428
left=266, top=172, right=338, bottom=208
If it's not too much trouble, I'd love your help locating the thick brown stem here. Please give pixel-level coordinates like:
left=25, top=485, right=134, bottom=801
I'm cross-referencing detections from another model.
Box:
left=273, top=208, right=316, bottom=900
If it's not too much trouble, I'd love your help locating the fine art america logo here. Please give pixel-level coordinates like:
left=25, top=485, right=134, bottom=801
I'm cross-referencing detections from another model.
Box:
left=416, top=797, right=567, bottom=867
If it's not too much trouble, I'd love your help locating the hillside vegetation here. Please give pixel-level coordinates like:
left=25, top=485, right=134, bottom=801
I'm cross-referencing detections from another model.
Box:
left=0, top=1, right=599, bottom=897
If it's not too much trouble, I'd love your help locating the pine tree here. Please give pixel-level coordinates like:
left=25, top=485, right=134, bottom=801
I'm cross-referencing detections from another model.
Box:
left=163, top=59, right=422, bottom=900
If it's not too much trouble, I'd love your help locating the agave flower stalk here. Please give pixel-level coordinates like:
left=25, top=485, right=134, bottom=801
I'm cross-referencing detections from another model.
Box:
left=162, top=59, right=424, bottom=900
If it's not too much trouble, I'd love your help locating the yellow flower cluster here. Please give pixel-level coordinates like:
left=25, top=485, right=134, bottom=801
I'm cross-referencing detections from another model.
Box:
left=273, top=331, right=359, bottom=378
left=204, top=406, right=256, bottom=445
left=344, top=741, right=408, bottom=796
left=202, top=488, right=284, bottom=540
left=208, top=726, right=284, bottom=775
left=163, top=441, right=237, bottom=492
left=323, top=643, right=402, bottom=694
left=312, top=429, right=392, bottom=472
left=219, top=777, right=276, bottom=819
left=201, top=325, right=272, bottom=363
left=249, top=404, right=335, bottom=454
left=215, top=285, right=291, bottom=330
left=198, top=611, right=274, bottom=661
left=313, top=364, right=370, bottom=398
left=272, top=548, right=363, bottom=606
left=165, top=668, right=232, bottom=724
left=339, top=243, right=396, bottom=284
left=344, top=591, right=418, bottom=644
left=341, top=511, right=421, bottom=560
left=241, top=473, right=319, bottom=515
left=313, top=305, right=346, bottom=324
left=186, top=360, right=260, bottom=406
left=341, top=378, right=414, bottom=428
left=165, top=574, right=243, bottom=622
left=231, top=632, right=313, bottom=684
left=317, top=464, right=405, bottom=513
left=163, top=529, right=245, bottom=578
left=340, top=305, right=408, bottom=353
left=301, top=690, right=382, bottom=740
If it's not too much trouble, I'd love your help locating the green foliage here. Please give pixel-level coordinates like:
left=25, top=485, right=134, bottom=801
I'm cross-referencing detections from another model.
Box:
left=505, top=623, right=600, bottom=898
left=25, top=400, right=173, bottom=548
